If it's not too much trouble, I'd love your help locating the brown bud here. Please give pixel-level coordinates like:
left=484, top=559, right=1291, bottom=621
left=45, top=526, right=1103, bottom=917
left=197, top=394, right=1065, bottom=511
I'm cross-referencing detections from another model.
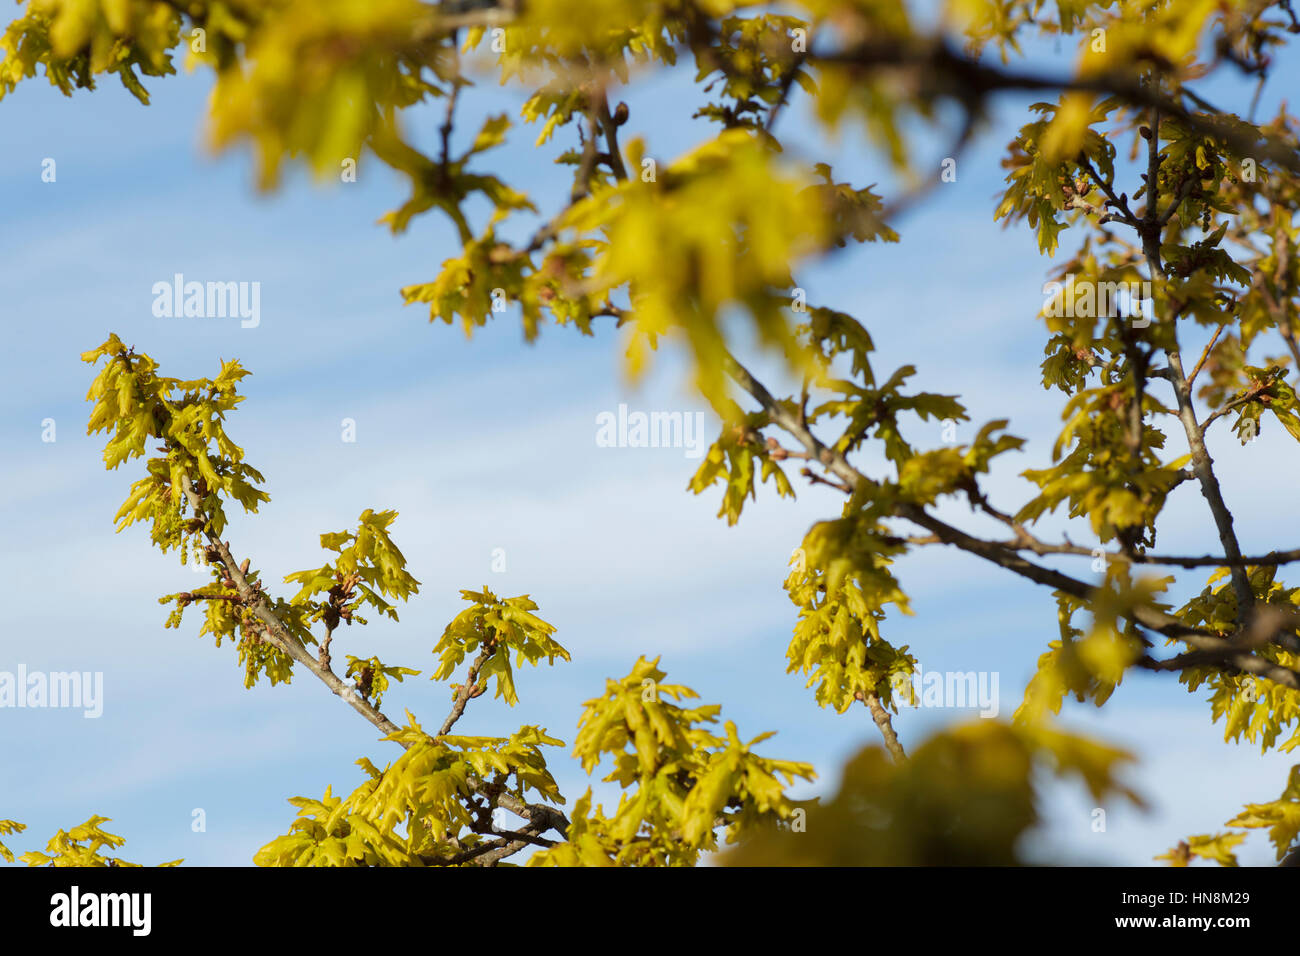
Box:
left=612, top=101, right=629, bottom=126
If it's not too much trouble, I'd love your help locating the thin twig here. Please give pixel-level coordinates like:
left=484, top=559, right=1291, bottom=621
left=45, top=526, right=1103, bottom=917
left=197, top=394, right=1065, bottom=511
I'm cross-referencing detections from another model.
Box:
left=861, top=692, right=907, bottom=763
left=1188, top=323, right=1226, bottom=388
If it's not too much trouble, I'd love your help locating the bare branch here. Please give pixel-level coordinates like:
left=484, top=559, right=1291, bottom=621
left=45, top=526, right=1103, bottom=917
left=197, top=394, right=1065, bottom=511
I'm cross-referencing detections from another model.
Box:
left=1188, top=323, right=1226, bottom=388
left=438, top=643, right=494, bottom=736
left=860, top=691, right=907, bottom=763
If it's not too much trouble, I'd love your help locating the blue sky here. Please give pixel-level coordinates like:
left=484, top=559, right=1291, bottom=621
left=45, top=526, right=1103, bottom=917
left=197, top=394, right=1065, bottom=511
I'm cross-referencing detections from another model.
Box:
left=2, top=20, right=1299, bottom=866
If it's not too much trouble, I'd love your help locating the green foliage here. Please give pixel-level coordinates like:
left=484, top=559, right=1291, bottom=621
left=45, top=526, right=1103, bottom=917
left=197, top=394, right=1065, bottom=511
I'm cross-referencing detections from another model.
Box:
left=1017, top=388, right=1188, bottom=547
left=691, top=12, right=817, bottom=130
left=0, top=0, right=178, bottom=104
left=814, top=364, right=968, bottom=466
left=1017, top=573, right=1171, bottom=722
left=785, top=498, right=914, bottom=713
left=1156, top=831, right=1248, bottom=867
left=256, top=719, right=566, bottom=866
left=83, top=334, right=268, bottom=551
left=1177, top=568, right=1300, bottom=752
left=530, top=657, right=814, bottom=866
left=688, top=410, right=796, bottom=526
left=11, top=0, right=1300, bottom=867
left=1224, top=765, right=1300, bottom=863
left=205, top=0, right=448, bottom=190
left=1225, top=365, right=1300, bottom=445
left=284, top=509, right=422, bottom=626
left=559, top=129, right=833, bottom=399
left=18, top=816, right=180, bottom=868
left=1163, top=764, right=1300, bottom=865
left=344, top=656, right=420, bottom=708
left=725, top=720, right=1143, bottom=866
left=84, top=339, right=430, bottom=693
left=0, top=820, right=26, bottom=863
left=431, top=588, right=568, bottom=707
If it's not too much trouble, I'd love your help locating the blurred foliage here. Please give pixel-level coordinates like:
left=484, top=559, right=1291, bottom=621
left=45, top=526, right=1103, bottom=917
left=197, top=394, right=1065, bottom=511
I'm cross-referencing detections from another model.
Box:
left=5, top=0, right=1300, bottom=865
